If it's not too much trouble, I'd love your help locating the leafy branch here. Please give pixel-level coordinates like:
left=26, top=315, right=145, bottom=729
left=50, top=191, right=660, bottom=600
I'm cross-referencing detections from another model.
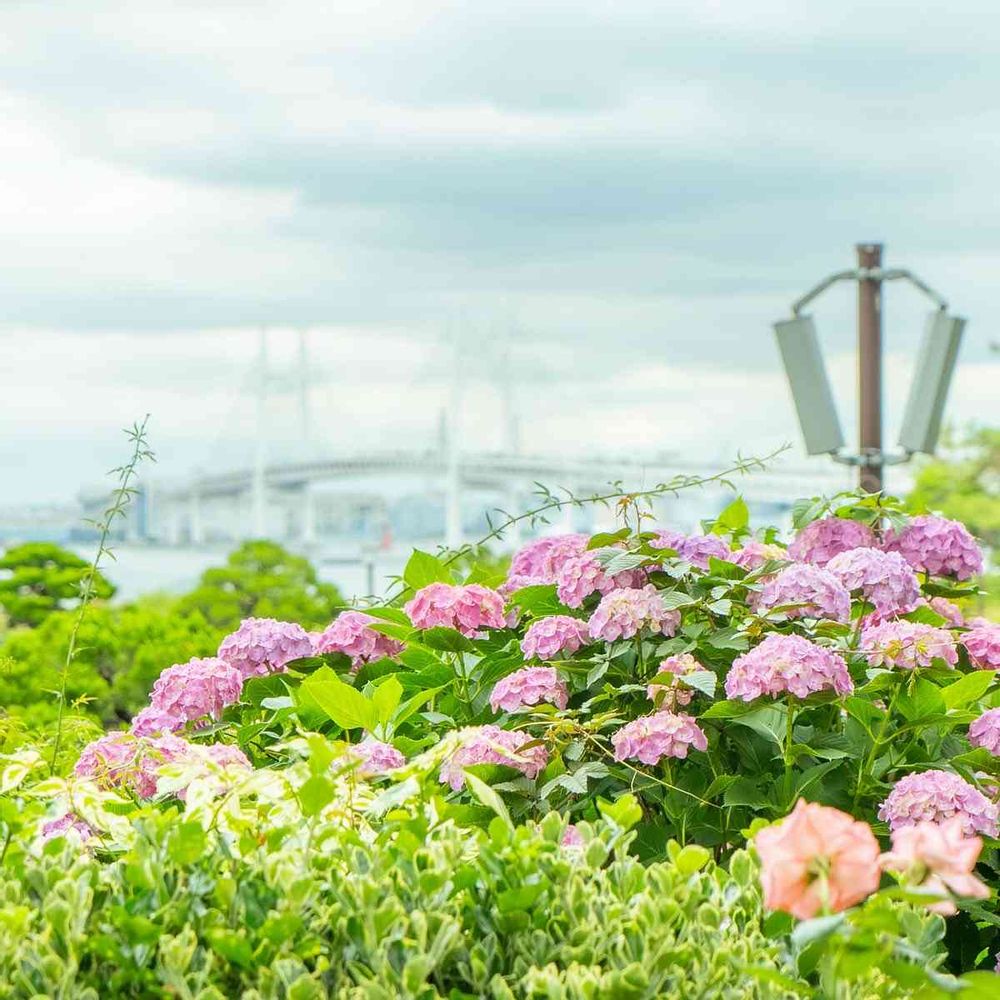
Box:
left=49, top=417, right=155, bottom=773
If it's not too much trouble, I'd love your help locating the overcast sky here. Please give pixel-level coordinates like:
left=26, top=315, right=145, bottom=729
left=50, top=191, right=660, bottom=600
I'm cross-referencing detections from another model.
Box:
left=2, top=1, right=999, bottom=504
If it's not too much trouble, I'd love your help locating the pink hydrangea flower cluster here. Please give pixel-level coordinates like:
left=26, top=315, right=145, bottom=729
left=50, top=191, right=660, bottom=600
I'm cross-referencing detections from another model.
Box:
left=825, top=547, right=921, bottom=617
left=131, top=706, right=184, bottom=737
left=651, top=530, right=732, bottom=570
left=884, top=515, right=984, bottom=581
left=554, top=552, right=645, bottom=609
left=490, top=666, right=569, bottom=713
left=218, top=617, right=314, bottom=679
left=962, top=622, right=1000, bottom=670
left=860, top=620, right=958, bottom=671
left=404, top=583, right=506, bottom=637
left=927, top=596, right=965, bottom=628
left=788, top=517, right=876, bottom=566
left=521, top=615, right=590, bottom=660
left=439, top=725, right=548, bottom=791
left=878, top=769, right=999, bottom=837
left=587, top=585, right=680, bottom=642
left=969, top=708, right=1000, bottom=756
left=314, top=611, right=405, bottom=669
left=74, top=732, right=191, bottom=799
left=345, top=738, right=405, bottom=776
left=561, top=824, right=584, bottom=848
left=508, top=534, right=589, bottom=583
left=200, top=742, right=252, bottom=770
left=647, top=653, right=702, bottom=707
left=732, top=540, right=787, bottom=571
left=140, top=657, right=244, bottom=731
left=755, top=563, right=851, bottom=622
left=611, top=711, right=707, bottom=765
left=725, top=633, right=853, bottom=701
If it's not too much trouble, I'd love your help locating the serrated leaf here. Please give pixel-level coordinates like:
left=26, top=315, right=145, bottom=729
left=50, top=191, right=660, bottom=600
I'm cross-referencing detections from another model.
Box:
left=301, top=672, right=377, bottom=731
left=403, top=549, right=452, bottom=589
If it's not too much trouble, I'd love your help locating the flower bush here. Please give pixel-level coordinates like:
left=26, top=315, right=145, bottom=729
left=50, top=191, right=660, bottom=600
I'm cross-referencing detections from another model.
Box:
left=3, top=486, right=1000, bottom=992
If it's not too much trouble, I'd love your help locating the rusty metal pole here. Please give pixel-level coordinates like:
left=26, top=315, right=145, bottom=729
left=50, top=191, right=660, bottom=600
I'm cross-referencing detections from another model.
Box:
left=856, top=243, right=883, bottom=492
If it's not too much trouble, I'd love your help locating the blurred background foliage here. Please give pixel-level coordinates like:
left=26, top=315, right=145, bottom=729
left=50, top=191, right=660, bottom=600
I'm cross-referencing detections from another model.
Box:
left=0, top=540, right=343, bottom=731
left=909, top=427, right=999, bottom=618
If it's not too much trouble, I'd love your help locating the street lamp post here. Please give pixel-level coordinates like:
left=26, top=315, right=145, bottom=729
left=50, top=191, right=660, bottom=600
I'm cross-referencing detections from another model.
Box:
left=774, top=244, right=965, bottom=493
left=856, top=243, right=883, bottom=493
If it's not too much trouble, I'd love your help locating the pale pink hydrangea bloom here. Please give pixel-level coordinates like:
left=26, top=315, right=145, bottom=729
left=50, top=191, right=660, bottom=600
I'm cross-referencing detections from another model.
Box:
left=509, top=534, right=589, bottom=582
left=130, top=706, right=183, bottom=737
left=561, top=824, right=584, bottom=848
left=314, top=611, right=406, bottom=669
left=880, top=818, right=989, bottom=915
left=969, top=708, right=1000, bottom=756
left=404, top=583, right=507, bottom=637
left=732, top=540, right=787, bottom=571
left=555, top=553, right=611, bottom=608
left=725, top=633, right=853, bottom=701
left=884, top=515, right=984, bottom=581
left=553, top=552, right=645, bottom=609
left=647, top=653, right=702, bottom=708
left=588, top=585, right=681, bottom=642
left=788, top=517, right=876, bottom=567
left=41, top=812, right=94, bottom=845
left=439, top=725, right=548, bottom=791
left=651, top=530, right=732, bottom=570
left=218, top=617, right=314, bottom=679
left=74, top=732, right=191, bottom=799
left=521, top=615, right=590, bottom=660
left=611, top=710, right=707, bottom=764
left=345, top=738, right=405, bottom=776
left=860, top=620, right=958, bottom=671
left=755, top=563, right=851, bottom=622
left=825, top=547, right=921, bottom=618
left=927, top=596, right=965, bottom=628
left=144, top=657, right=244, bottom=729
left=200, top=743, right=252, bottom=770
left=490, top=667, right=569, bottom=713
left=962, top=622, right=1000, bottom=670
left=755, top=799, right=881, bottom=919
left=878, top=770, right=999, bottom=837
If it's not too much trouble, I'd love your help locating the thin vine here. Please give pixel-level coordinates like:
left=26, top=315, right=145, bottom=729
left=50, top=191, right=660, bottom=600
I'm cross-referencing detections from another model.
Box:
left=377, top=444, right=790, bottom=604
left=49, top=417, right=155, bottom=774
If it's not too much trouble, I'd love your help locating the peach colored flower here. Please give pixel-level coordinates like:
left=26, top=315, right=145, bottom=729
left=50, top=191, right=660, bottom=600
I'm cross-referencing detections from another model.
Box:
left=754, top=799, right=881, bottom=919
left=880, top=818, right=989, bottom=915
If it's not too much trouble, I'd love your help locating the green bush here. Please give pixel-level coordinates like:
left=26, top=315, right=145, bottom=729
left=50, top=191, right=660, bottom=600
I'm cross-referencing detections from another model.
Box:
left=0, top=598, right=222, bottom=727
left=0, top=542, right=114, bottom=629
left=176, top=541, right=344, bottom=631
left=0, top=803, right=808, bottom=999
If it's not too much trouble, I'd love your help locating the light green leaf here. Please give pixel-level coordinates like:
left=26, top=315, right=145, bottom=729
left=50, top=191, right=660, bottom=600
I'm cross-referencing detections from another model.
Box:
left=715, top=496, right=749, bottom=533
left=942, top=670, right=995, bottom=710
left=371, top=675, right=403, bottom=724
left=464, top=773, right=512, bottom=828
left=301, top=672, right=377, bottom=731
left=403, top=549, right=451, bottom=589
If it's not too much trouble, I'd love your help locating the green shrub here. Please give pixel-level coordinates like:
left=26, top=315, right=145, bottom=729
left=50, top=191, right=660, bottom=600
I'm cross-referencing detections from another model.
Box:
left=176, top=540, right=344, bottom=631
left=0, top=803, right=809, bottom=999
left=0, top=542, right=114, bottom=629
